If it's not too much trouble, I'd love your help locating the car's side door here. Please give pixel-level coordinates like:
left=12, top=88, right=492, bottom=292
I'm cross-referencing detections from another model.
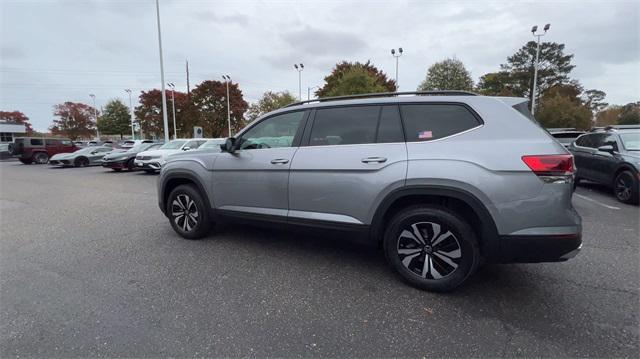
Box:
left=212, top=110, right=308, bottom=217
left=591, top=134, right=622, bottom=184
left=89, top=147, right=113, bottom=163
left=572, top=133, right=604, bottom=181
left=288, top=105, right=407, bottom=226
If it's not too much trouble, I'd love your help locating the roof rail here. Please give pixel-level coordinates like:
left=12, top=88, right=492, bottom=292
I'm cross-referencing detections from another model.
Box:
left=284, top=90, right=478, bottom=108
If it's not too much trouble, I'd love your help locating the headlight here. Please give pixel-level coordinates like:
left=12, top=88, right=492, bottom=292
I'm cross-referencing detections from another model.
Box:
left=149, top=155, right=162, bottom=159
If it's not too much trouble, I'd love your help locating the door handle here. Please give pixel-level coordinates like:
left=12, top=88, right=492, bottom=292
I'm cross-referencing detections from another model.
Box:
left=361, top=156, right=387, bottom=163
left=270, top=158, right=289, bottom=164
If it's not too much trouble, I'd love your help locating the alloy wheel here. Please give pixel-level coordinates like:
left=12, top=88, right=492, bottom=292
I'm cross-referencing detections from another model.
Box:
left=615, top=173, right=632, bottom=201
left=35, top=153, right=48, bottom=164
left=171, top=194, right=199, bottom=232
left=397, top=221, right=462, bottom=280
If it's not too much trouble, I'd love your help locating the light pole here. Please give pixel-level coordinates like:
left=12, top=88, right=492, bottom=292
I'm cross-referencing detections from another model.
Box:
left=89, top=94, right=99, bottom=140
left=222, top=75, right=232, bottom=137
left=530, top=23, right=550, bottom=116
left=307, top=85, right=319, bottom=101
left=155, top=0, right=170, bottom=142
left=167, top=82, right=177, bottom=139
left=294, top=63, right=304, bottom=100
left=391, top=47, right=403, bottom=91
left=124, top=89, right=135, bottom=139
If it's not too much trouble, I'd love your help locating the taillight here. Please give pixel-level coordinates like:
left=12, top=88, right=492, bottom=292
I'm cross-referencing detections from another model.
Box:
left=522, top=154, right=575, bottom=177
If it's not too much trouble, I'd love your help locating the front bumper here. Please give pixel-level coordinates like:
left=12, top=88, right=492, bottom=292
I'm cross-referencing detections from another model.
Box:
left=134, top=160, right=162, bottom=171
left=497, top=232, right=582, bottom=263
left=49, top=159, right=72, bottom=166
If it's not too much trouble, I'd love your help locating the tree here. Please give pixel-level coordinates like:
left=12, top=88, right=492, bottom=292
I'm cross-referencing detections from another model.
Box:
left=97, top=99, right=131, bottom=138
left=476, top=72, right=515, bottom=96
left=535, top=85, right=592, bottom=130
left=323, top=66, right=389, bottom=97
left=582, top=89, right=608, bottom=115
left=0, top=111, right=34, bottom=134
left=618, top=102, right=640, bottom=125
left=50, top=102, right=97, bottom=140
left=191, top=80, right=248, bottom=138
left=247, top=91, right=296, bottom=121
left=417, top=58, right=474, bottom=91
left=595, top=106, right=622, bottom=127
left=500, top=41, right=575, bottom=108
left=316, top=61, right=395, bottom=97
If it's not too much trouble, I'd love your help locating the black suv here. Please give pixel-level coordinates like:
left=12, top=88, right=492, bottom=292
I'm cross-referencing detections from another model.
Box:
left=569, top=128, right=640, bottom=204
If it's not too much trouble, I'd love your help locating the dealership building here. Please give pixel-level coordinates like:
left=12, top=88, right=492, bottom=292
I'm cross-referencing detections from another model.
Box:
left=0, top=121, right=26, bottom=143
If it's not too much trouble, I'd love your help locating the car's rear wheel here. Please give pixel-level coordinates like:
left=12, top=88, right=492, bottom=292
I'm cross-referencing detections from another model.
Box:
left=19, top=158, right=32, bottom=165
left=614, top=170, right=639, bottom=205
left=112, top=168, right=122, bottom=172
left=167, top=185, right=212, bottom=239
left=126, top=158, right=135, bottom=171
left=384, top=205, right=480, bottom=292
left=34, top=152, right=49, bottom=164
left=74, top=157, right=89, bottom=167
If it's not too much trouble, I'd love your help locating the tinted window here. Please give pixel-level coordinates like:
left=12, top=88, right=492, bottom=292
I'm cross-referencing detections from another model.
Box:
left=576, top=134, right=604, bottom=149
left=401, top=104, right=480, bottom=142
left=377, top=106, right=404, bottom=143
left=310, top=106, right=378, bottom=146
left=239, top=111, right=305, bottom=150
left=602, top=134, right=619, bottom=151
left=30, top=139, right=43, bottom=146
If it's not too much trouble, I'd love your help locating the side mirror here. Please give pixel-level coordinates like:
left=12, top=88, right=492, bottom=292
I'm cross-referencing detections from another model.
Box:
left=90, top=151, right=97, bottom=155
left=182, top=147, right=191, bottom=151
left=221, top=137, right=236, bottom=153
left=597, top=145, right=614, bottom=153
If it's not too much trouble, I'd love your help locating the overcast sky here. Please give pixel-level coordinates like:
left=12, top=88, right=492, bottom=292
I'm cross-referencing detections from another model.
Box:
left=1, top=0, right=638, bottom=132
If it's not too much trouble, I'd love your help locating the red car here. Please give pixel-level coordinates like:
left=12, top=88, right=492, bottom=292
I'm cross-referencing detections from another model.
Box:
left=8, top=137, right=78, bottom=164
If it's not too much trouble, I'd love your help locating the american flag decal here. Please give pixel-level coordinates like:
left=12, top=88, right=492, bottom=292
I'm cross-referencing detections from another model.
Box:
left=418, top=131, right=433, bottom=139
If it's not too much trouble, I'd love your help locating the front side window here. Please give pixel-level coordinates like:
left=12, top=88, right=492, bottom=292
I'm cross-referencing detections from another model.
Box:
left=184, top=140, right=203, bottom=149
left=401, top=104, right=481, bottom=142
left=576, top=134, right=604, bottom=149
left=239, top=111, right=305, bottom=150
left=602, top=135, right=619, bottom=151
left=309, top=106, right=379, bottom=146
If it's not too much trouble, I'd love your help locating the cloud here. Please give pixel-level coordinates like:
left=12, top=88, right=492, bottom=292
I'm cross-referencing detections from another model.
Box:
left=0, top=45, right=25, bottom=61
left=193, top=10, right=249, bottom=26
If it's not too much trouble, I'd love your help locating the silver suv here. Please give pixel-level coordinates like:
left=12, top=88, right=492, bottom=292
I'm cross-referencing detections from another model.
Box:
left=158, top=91, right=582, bottom=291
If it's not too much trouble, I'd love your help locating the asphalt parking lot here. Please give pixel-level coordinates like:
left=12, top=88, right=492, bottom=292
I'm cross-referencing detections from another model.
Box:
left=1, top=161, right=638, bottom=357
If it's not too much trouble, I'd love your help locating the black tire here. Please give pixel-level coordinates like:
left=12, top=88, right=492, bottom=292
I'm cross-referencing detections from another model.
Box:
left=74, top=157, right=89, bottom=167
left=614, top=170, right=639, bottom=205
left=19, top=158, right=32, bottom=165
left=34, top=152, right=49, bottom=164
left=144, top=169, right=156, bottom=174
left=112, top=168, right=122, bottom=172
left=573, top=176, right=581, bottom=189
left=383, top=205, right=480, bottom=292
left=126, top=158, right=135, bottom=171
left=166, top=184, right=212, bottom=239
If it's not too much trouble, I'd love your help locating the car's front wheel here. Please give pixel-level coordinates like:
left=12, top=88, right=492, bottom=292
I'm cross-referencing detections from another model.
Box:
left=614, top=170, right=639, bottom=205
left=166, top=185, right=212, bottom=239
left=34, top=152, right=49, bottom=164
left=384, top=205, right=480, bottom=292
left=74, top=157, right=89, bottom=167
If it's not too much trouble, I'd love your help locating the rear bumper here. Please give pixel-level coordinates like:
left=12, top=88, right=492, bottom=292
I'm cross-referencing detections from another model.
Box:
left=102, top=159, right=127, bottom=169
left=497, top=232, right=582, bottom=263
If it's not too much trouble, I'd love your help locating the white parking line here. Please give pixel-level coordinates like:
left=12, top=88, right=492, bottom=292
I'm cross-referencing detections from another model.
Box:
left=574, top=193, right=620, bottom=210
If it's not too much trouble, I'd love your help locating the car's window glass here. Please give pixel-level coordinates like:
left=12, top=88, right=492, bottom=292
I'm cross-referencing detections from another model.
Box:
left=201, top=140, right=224, bottom=149
left=620, top=133, right=640, bottom=150
left=310, top=106, right=378, bottom=146
left=60, top=140, right=72, bottom=146
left=602, top=135, right=619, bottom=151
left=160, top=140, right=187, bottom=149
left=30, top=139, right=43, bottom=146
left=400, top=104, right=480, bottom=142
left=185, top=140, right=201, bottom=149
left=45, top=139, right=60, bottom=145
left=239, top=111, right=305, bottom=150
left=577, top=134, right=605, bottom=149
left=377, top=106, right=404, bottom=143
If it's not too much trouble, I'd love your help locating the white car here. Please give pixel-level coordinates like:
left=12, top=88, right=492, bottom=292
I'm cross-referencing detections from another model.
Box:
left=134, top=139, right=211, bottom=173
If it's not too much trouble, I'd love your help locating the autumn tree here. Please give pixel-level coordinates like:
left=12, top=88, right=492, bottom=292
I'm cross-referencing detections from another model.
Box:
left=135, top=89, right=171, bottom=139
left=323, top=66, right=389, bottom=97
left=500, top=41, right=575, bottom=110
left=476, top=72, right=515, bottom=96
left=582, top=89, right=608, bottom=115
left=536, top=84, right=592, bottom=130
left=316, top=61, right=395, bottom=97
left=191, top=80, right=248, bottom=137
left=0, top=111, right=34, bottom=134
left=618, top=102, right=640, bottom=125
left=51, top=102, right=97, bottom=140
left=247, top=91, right=296, bottom=121
left=595, top=106, right=622, bottom=126
left=417, top=58, right=474, bottom=91
left=97, top=99, right=131, bottom=138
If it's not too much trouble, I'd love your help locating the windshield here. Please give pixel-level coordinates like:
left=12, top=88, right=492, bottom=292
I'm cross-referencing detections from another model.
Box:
left=620, top=132, right=640, bottom=150
left=159, top=140, right=187, bottom=150
left=75, top=147, right=98, bottom=154
left=127, top=143, right=154, bottom=152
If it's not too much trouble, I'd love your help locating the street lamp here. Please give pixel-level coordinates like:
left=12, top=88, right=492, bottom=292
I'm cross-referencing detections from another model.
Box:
left=155, top=0, right=170, bottom=142
left=307, top=85, right=319, bottom=101
left=530, top=23, right=550, bottom=116
left=391, top=47, right=403, bottom=91
left=294, top=63, right=304, bottom=100
left=222, top=75, right=232, bottom=137
left=167, top=82, right=177, bottom=139
left=89, top=94, right=99, bottom=140
left=124, top=89, right=135, bottom=139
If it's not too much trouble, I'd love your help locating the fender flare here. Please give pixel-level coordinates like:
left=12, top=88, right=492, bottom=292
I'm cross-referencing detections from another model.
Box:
left=160, top=170, right=212, bottom=216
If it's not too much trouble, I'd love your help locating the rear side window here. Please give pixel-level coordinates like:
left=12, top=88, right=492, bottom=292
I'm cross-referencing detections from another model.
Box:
left=310, top=106, right=379, bottom=146
left=400, top=104, right=481, bottom=142
left=30, top=139, right=43, bottom=146
left=576, top=134, right=605, bottom=148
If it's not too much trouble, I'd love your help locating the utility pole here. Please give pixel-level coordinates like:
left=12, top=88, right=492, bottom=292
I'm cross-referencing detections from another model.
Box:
left=167, top=83, right=177, bottom=139
left=222, top=75, right=232, bottom=137
left=186, top=59, right=190, bottom=97
left=530, top=24, right=550, bottom=116
left=89, top=94, right=99, bottom=140
left=307, top=85, right=319, bottom=101
left=125, top=89, right=134, bottom=139
left=391, top=47, right=403, bottom=91
left=155, top=0, right=170, bottom=142
left=294, top=63, right=304, bottom=100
